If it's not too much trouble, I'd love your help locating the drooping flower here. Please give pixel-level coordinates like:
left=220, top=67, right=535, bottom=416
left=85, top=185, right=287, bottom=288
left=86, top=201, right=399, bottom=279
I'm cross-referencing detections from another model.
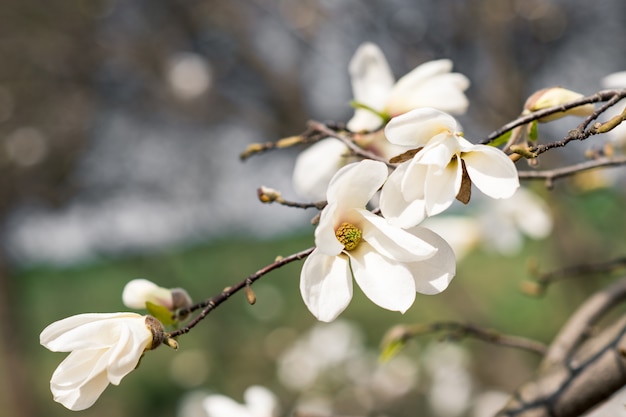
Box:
left=380, top=108, right=519, bottom=228
left=203, top=386, right=280, bottom=417
left=300, top=159, right=456, bottom=322
left=293, top=42, right=470, bottom=201
left=40, top=312, right=172, bottom=411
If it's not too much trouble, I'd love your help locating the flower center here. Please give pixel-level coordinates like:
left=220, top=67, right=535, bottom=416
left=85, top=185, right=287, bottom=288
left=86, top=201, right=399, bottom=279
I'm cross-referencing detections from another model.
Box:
left=335, top=222, right=362, bottom=251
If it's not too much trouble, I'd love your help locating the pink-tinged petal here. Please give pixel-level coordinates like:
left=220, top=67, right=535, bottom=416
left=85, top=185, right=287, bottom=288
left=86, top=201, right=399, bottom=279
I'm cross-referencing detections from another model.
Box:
left=424, top=160, right=462, bottom=217
left=347, top=43, right=394, bottom=132
left=380, top=164, right=428, bottom=227
left=463, top=147, right=520, bottom=199
left=326, top=159, right=388, bottom=207
left=293, top=138, right=351, bottom=201
left=314, top=203, right=344, bottom=256
left=349, top=244, right=416, bottom=313
left=40, top=313, right=144, bottom=352
left=385, top=108, right=458, bottom=147
left=404, top=227, right=457, bottom=294
left=359, top=210, right=436, bottom=261
left=300, top=250, right=353, bottom=322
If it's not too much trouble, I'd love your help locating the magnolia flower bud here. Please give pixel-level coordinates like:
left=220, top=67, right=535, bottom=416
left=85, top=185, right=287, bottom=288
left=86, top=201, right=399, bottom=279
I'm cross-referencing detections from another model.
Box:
left=122, top=279, right=174, bottom=310
left=523, top=87, right=595, bottom=122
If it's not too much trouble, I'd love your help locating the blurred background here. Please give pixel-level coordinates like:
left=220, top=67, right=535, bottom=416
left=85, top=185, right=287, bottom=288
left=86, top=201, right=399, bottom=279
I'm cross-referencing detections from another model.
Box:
left=2, top=0, right=626, bottom=416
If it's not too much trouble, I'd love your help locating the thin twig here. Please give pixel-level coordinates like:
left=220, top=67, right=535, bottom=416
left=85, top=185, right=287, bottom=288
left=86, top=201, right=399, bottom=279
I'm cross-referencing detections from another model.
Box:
left=517, top=156, right=626, bottom=188
left=168, top=246, right=315, bottom=338
left=481, top=89, right=626, bottom=145
left=393, top=321, right=547, bottom=355
left=529, top=256, right=626, bottom=291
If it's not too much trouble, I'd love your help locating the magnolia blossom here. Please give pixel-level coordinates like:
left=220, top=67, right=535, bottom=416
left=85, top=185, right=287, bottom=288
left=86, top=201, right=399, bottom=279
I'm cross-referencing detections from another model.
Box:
left=293, top=42, right=470, bottom=201
left=40, top=312, right=163, bottom=411
left=347, top=42, right=470, bottom=132
left=203, top=386, right=280, bottom=417
left=300, top=159, right=456, bottom=322
left=123, top=278, right=174, bottom=309
left=380, top=108, right=520, bottom=228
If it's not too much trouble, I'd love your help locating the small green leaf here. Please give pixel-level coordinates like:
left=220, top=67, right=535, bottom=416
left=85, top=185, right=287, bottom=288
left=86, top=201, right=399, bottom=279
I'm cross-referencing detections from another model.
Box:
left=488, top=130, right=512, bottom=147
left=379, top=338, right=407, bottom=362
left=528, top=120, right=539, bottom=142
left=146, top=301, right=175, bottom=326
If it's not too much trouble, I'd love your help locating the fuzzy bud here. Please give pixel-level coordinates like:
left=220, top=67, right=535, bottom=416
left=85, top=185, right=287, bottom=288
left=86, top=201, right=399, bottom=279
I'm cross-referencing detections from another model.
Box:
left=523, top=87, right=595, bottom=122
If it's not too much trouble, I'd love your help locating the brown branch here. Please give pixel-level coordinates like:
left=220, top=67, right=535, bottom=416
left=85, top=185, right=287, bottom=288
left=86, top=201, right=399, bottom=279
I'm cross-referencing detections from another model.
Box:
left=168, top=246, right=315, bottom=338
left=481, top=89, right=626, bottom=145
left=540, top=275, right=626, bottom=370
left=306, top=120, right=394, bottom=166
left=386, top=321, right=547, bottom=356
left=517, top=156, right=626, bottom=188
left=528, top=256, right=626, bottom=292
left=497, top=314, right=626, bottom=417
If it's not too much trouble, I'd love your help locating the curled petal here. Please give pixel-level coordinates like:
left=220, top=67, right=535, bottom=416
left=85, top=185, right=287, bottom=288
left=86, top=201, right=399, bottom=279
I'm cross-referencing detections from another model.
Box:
left=40, top=313, right=145, bottom=352
left=349, top=244, right=416, bottom=313
left=300, top=250, right=353, bottom=322
left=463, top=146, right=519, bottom=199
left=385, top=108, right=458, bottom=147
left=404, top=227, right=457, bottom=294
left=293, top=138, right=351, bottom=201
left=50, top=352, right=111, bottom=411
left=314, top=202, right=345, bottom=256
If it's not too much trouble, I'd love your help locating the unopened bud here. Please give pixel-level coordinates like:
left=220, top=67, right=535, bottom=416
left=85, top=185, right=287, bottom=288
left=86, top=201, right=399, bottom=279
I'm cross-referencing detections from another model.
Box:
left=257, top=186, right=282, bottom=203
left=524, top=87, right=595, bottom=122
left=171, top=288, right=193, bottom=320
left=123, top=279, right=174, bottom=310
left=245, top=285, right=256, bottom=305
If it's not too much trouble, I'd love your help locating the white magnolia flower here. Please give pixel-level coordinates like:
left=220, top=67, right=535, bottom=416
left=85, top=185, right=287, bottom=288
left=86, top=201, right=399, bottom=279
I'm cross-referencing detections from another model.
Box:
left=348, top=42, right=470, bottom=132
left=380, top=108, right=519, bottom=228
left=300, top=159, right=456, bottom=322
left=40, top=312, right=164, bottom=411
left=203, top=386, right=280, bottom=417
left=123, top=278, right=174, bottom=309
left=293, top=42, right=470, bottom=201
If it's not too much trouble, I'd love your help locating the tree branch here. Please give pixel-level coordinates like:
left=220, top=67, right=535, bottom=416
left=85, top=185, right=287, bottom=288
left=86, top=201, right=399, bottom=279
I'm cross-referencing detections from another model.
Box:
left=168, top=246, right=314, bottom=338
left=517, top=156, right=626, bottom=188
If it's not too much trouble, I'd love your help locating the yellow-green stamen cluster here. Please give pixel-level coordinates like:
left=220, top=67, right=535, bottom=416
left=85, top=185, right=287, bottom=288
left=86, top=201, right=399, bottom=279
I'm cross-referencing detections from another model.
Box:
left=335, top=222, right=362, bottom=251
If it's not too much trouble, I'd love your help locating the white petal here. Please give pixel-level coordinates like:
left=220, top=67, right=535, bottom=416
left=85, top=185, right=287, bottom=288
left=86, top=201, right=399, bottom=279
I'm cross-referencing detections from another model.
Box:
left=40, top=313, right=144, bottom=352
left=380, top=164, right=427, bottom=228
left=122, top=279, right=173, bottom=310
left=403, top=227, right=457, bottom=294
left=411, top=133, right=458, bottom=169
left=244, top=386, right=280, bottom=417
left=106, top=319, right=151, bottom=384
left=347, top=43, right=394, bottom=132
left=424, top=160, right=462, bottom=217
left=349, top=244, right=416, bottom=313
left=293, top=138, right=351, bottom=201
left=49, top=348, right=110, bottom=411
left=602, top=71, right=626, bottom=88
left=314, top=202, right=344, bottom=256
left=463, top=146, right=519, bottom=199
left=384, top=108, right=458, bottom=147
left=359, top=210, right=436, bottom=261
left=204, top=394, right=252, bottom=417
left=326, top=159, right=388, bottom=207
left=300, top=250, right=353, bottom=322
left=389, top=73, right=470, bottom=116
